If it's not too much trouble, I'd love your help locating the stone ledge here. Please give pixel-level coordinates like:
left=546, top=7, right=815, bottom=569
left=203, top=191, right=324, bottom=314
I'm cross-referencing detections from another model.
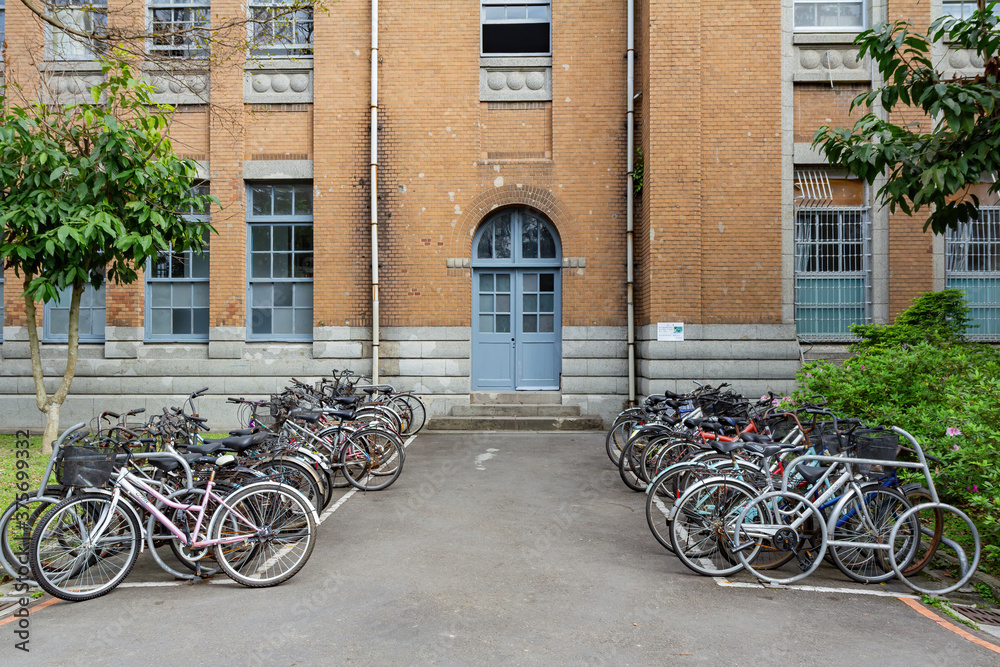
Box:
left=243, top=160, right=313, bottom=180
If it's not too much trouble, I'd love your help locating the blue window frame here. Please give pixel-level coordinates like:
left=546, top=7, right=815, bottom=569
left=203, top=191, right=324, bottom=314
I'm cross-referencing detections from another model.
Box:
left=43, top=283, right=106, bottom=342
left=247, top=183, right=313, bottom=341
left=145, top=183, right=211, bottom=341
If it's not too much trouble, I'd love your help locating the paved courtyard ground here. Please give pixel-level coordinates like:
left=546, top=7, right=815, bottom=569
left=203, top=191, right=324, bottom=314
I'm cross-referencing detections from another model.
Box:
left=8, top=432, right=1000, bottom=665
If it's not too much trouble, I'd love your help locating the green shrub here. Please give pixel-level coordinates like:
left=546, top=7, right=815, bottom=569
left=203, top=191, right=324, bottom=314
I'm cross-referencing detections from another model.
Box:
left=849, top=289, right=973, bottom=351
left=797, top=291, right=1000, bottom=573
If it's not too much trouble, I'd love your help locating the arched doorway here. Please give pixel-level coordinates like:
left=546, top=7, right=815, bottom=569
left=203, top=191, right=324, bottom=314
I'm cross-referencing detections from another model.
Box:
left=471, top=208, right=562, bottom=390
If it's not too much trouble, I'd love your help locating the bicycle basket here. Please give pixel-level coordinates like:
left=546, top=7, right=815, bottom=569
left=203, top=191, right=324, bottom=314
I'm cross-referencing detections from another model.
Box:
left=251, top=402, right=279, bottom=429
left=850, top=428, right=899, bottom=478
left=57, top=445, right=117, bottom=488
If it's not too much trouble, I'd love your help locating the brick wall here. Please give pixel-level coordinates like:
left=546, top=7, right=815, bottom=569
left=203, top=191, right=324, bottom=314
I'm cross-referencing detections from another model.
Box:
left=794, top=83, right=869, bottom=143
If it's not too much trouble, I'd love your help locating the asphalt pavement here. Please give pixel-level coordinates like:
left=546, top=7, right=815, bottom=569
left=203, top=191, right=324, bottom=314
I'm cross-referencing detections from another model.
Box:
left=6, top=432, right=1000, bottom=665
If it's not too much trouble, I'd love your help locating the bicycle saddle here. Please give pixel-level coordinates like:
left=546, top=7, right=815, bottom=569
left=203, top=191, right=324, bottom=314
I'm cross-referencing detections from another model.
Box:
left=331, top=396, right=359, bottom=406
left=145, top=452, right=215, bottom=473
left=709, top=440, right=744, bottom=455
left=795, top=464, right=829, bottom=485
left=193, top=432, right=265, bottom=454
left=322, top=409, right=355, bottom=421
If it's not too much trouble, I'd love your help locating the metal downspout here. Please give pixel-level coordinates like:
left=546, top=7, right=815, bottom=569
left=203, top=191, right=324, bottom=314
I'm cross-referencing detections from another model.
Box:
left=626, top=0, right=636, bottom=406
left=370, top=0, right=380, bottom=384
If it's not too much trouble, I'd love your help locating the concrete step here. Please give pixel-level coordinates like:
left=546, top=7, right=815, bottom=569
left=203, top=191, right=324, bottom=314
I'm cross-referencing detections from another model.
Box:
left=450, top=404, right=581, bottom=417
left=427, top=415, right=604, bottom=431
left=801, top=344, right=853, bottom=365
left=470, top=391, right=562, bottom=405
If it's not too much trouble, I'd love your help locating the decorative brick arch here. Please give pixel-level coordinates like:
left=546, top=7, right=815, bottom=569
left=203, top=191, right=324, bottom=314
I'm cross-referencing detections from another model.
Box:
left=453, top=185, right=576, bottom=256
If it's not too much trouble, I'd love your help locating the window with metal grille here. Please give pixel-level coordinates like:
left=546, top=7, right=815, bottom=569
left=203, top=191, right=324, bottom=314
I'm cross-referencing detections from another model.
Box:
left=793, top=0, right=866, bottom=30
left=47, top=0, right=108, bottom=60
left=795, top=208, right=872, bottom=340
left=149, top=0, right=210, bottom=58
left=946, top=208, right=1000, bottom=340
left=481, top=1, right=551, bottom=56
left=247, top=183, right=313, bottom=340
left=43, top=283, right=106, bottom=342
left=249, top=0, right=313, bottom=58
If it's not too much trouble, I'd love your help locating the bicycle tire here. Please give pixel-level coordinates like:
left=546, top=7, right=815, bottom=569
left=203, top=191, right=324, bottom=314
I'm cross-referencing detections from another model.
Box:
left=340, top=428, right=405, bottom=491
left=210, top=482, right=317, bottom=587
left=0, top=492, right=67, bottom=581
left=30, top=492, right=142, bottom=602
left=252, top=457, right=326, bottom=511
left=392, top=393, right=427, bottom=435
left=826, top=485, right=920, bottom=584
left=606, top=412, right=641, bottom=465
left=617, top=439, right=647, bottom=492
left=899, top=484, right=944, bottom=576
left=669, top=477, right=765, bottom=577
left=644, top=462, right=713, bottom=553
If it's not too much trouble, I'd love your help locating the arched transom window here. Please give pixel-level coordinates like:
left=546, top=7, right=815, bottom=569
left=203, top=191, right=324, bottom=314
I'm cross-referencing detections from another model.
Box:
left=473, top=208, right=560, bottom=265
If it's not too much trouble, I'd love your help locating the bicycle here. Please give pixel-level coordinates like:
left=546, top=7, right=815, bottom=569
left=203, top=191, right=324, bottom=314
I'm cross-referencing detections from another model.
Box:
left=29, top=433, right=318, bottom=601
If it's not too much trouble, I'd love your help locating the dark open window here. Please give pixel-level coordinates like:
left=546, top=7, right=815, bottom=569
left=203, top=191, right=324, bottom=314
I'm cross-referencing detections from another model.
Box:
left=481, top=2, right=551, bottom=56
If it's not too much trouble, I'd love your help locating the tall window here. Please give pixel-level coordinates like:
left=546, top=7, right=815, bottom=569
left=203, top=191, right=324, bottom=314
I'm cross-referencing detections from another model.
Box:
left=149, top=0, right=210, bottom=58
left=43, top=283, right=106, bottom=342
left=793, top=0, right=865, bottom=31
left=47, top=0, right=108, bottom=60
left=946, top=208, right=1000, bottom=339
left=795, top=208, right=871, bottom=340
left=1, top=1, right=6, bottom=49
left=247, top=183, right=313, bottom=340
left=942, top=1, right=978, bottom=19
left=481, top=1, right=551, bottom=56
left=249, top=0, right=314, bottom=58
left=145, top=184, right=211, bottom=341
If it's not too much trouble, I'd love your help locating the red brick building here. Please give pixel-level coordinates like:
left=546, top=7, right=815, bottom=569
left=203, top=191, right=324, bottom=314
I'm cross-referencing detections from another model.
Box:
left=0, top=0, right=995, bottom=427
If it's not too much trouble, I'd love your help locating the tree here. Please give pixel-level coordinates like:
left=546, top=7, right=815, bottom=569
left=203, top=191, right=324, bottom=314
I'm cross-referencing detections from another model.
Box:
left=813, top=1, right=1000, bottom=234
left=0, top=59, right=215, bottom=452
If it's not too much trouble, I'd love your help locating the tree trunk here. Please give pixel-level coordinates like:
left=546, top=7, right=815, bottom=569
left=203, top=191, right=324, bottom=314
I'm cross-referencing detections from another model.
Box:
left=26, top=278, right=84, bottom=455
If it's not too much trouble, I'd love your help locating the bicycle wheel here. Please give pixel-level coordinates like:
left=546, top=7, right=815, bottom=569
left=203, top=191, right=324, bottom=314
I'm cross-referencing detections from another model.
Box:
left=606, top=413, right=641, bottom=465
left=618, top=436, right=649, bottom=492
left=392, top=393, right=426, bottom=435
left=645, top=462, right=713, bottom=553
left=340, top=428, right=405, bottom=491
left=827, top=485, right=919, bottom=584
left=210, top=482, right=317, bottom=587
left=0, top=492, right=67, bottom=580
left=669, top=477, right=765, bottom=577
left=30, top=493, right=141, bottom=602
left=899, top=484, right=944, bottom=576
left=253, top=457, right=326, bottom=511
left=734, top=490, right=829, bottom=585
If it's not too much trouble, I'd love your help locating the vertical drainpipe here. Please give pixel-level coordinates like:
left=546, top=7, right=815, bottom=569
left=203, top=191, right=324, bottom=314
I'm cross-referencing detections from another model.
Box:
left=370, top=0, right=380, bottom=384
left=626, top=0, right=636, bottom=406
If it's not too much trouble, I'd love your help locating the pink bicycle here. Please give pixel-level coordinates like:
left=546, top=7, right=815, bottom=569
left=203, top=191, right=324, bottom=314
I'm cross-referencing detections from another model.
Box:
left=28, top=442, right=318, bottom=602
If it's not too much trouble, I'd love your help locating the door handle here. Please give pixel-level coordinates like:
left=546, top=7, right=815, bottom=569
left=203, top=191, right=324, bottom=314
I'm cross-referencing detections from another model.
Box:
left=511, top=338, right=515, bottom=341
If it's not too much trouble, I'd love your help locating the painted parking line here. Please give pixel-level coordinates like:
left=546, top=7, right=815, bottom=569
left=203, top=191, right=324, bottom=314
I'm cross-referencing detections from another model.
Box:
left=713, top=577, right=921, bottom=599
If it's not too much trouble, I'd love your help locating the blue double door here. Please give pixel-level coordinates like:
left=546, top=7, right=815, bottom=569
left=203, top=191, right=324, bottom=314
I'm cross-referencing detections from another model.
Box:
left=473, top=269, right=561, bottom=390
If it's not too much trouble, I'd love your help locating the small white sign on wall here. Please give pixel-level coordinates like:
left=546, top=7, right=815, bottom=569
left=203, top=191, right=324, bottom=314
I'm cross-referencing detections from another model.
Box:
left=657, top=322, right=684, bottom=342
